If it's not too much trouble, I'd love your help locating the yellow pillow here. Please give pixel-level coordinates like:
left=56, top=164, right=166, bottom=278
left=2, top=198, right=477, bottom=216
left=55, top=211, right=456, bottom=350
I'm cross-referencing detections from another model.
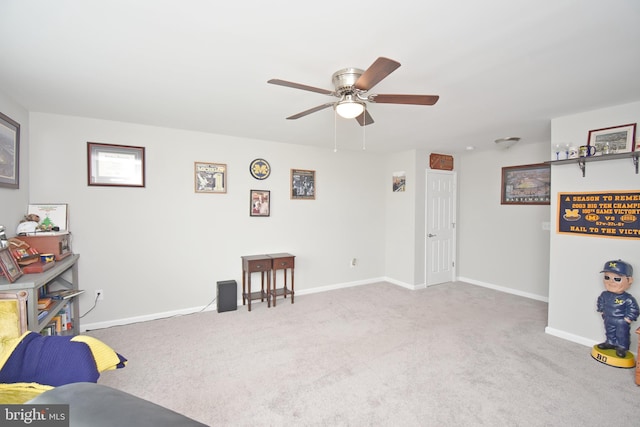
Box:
left=71, top=335, right=127, bottom=372
left=0, top=301, right=21, bottom=340
left=0, top=382, right=53, bottom=404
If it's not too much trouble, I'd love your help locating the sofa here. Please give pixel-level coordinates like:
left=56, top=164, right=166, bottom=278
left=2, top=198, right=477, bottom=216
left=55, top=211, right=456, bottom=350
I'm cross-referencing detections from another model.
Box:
left=27, top=382, right=207, bottom=427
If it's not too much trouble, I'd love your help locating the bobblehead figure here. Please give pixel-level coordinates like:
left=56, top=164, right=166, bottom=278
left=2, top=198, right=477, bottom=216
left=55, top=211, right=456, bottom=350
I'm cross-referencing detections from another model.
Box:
left=596, top=260, right=638, bottom=362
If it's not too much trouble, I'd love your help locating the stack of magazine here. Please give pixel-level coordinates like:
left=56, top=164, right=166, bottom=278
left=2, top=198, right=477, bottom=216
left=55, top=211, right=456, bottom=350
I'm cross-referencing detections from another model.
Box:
left=46, top=289, right=85, bottom=300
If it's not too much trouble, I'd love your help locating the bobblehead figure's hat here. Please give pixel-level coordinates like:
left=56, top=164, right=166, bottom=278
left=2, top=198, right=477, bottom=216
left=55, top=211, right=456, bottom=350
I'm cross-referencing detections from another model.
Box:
left=601, top=260, right=633, bottom=277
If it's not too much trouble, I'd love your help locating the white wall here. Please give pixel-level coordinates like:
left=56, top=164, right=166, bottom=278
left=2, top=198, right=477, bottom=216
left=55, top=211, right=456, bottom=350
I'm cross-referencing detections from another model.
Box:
left=547, top=101, right=640, bottom=351
left=27, top=112, right=388, bottom=328
left=457, top=142, right=551, bottom=301
left=384, top=150, right=418, bottom=286
left=0, top=92, right=30, bottom=226
left=382, top=148, right=431, bottom=288
left=25, top=111, right=554, bottom=332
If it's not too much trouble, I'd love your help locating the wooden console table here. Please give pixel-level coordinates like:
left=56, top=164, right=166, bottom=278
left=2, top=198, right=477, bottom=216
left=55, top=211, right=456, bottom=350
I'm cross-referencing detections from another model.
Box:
left=267, top=253, right=295, bottom=307
left=241, top=255, right=271, bottom=311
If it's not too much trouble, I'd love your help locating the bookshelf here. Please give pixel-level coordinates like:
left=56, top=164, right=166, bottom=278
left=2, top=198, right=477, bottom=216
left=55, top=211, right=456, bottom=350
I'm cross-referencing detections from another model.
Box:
left=0, top=254, right=81, bottom=335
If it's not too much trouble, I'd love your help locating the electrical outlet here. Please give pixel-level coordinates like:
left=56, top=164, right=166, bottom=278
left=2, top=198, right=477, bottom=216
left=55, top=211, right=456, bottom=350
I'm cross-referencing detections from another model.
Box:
left=350, top=258, right=357, bottom=267
left=95, top=289, right=104, bottom=301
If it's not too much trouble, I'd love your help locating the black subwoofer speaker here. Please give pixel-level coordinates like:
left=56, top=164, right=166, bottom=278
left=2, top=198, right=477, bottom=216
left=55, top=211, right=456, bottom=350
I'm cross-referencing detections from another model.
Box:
left=217, top=280, right=237, bottom=313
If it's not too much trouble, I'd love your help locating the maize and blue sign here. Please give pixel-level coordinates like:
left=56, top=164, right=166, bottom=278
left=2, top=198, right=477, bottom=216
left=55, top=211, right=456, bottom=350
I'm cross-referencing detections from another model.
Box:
left=558, top=191, right=640, bottom=239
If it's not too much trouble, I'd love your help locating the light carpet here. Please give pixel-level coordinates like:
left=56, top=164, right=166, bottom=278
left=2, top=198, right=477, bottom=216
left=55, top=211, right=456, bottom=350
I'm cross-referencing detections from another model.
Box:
left=87, top=282, right=640, bottom=426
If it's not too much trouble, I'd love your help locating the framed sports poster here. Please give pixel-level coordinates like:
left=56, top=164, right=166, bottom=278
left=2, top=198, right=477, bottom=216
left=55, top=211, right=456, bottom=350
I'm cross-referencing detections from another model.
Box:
left=194, top=162, right=227, bottom=193
left=250, top=190, right=270, bottom=217
left=291, top=169, right=315, bottom=200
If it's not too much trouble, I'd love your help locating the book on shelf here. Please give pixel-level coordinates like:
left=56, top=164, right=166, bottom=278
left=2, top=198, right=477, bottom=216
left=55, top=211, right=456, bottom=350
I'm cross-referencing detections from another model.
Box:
left=58, top=305, right=72, bottom=331
left=41, top=324, right=56, bottom=336
left=38, top=297, right=53, bottom=309
left=49, top=315, right=62, bottom=333
left=46, top=289, right=85, bottom=300
left=38, top=310, right=49, bottom=321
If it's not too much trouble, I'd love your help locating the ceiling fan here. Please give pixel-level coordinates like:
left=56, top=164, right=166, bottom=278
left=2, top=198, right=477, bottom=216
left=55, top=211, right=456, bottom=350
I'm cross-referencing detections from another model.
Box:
left=268, top=57, right=439, bottom=126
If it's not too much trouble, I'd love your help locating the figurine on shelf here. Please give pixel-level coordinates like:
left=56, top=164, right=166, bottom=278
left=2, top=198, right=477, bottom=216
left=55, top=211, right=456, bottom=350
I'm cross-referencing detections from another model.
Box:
left=596, top=260, right=638, bottom=358
left=16, top=213, right=41, bottom=235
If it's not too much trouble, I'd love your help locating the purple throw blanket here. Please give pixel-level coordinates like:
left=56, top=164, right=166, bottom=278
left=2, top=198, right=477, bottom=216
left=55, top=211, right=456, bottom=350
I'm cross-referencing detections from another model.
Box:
left=0, top=332, right=126, bottom=387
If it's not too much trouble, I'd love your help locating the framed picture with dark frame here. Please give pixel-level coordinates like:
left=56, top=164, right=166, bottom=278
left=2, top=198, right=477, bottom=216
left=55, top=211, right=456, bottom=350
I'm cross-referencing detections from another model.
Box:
left=501, top=163, right=551, bottom=205
left=0, top=246, right=23, bottom=283
left=587, top=123, right=636, bottom=154
left=291, top=169, right=316, bottom=200
left=87, top=142, right=146, bottom=187
left=250, top=190, right=270, bottom=217
left=194, top=162, right=227, bottom=193
left=0, top=112, right=20, bottom=189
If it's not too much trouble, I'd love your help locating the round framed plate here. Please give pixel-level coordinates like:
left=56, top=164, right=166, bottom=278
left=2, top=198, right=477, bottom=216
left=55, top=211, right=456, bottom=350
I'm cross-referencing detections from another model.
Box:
left=250, top=158, right=271, bottom=180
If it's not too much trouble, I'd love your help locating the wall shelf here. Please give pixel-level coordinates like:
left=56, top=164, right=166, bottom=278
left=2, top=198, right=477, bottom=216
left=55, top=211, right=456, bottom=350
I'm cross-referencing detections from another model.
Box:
left=547, top=152, right=639, bottom=177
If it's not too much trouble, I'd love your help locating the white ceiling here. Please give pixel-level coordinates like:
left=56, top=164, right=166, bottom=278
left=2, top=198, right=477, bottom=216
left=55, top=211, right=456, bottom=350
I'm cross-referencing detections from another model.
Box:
left=1, top=0, right=639, bottom=153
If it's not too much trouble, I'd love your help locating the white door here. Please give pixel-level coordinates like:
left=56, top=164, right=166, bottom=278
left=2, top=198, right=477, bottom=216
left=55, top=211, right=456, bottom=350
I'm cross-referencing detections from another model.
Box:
left=425, top=170, right=457, bottom=286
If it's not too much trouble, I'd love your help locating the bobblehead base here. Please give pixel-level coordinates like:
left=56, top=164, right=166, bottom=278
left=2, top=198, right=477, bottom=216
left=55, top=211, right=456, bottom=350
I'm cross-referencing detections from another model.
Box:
left=591, top=345, right=635, bottom=368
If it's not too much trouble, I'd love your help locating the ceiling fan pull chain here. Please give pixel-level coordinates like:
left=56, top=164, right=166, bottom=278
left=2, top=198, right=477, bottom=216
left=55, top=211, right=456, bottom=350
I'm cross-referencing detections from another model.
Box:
left=334, top=109, right=338, bottom=152
left=362, top=108, right=366, bottom=150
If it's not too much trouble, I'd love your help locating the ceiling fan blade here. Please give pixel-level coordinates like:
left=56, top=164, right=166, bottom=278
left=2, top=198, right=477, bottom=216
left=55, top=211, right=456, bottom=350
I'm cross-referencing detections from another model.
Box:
left=268, top=79, right=334, bottom=95
left=286, top=102, right=335, bottom=120
left=369, top=94, right=439, bottom=105
left=354, top=109, right=374, bottom=126
left=354, top=57, right=401, bottom=91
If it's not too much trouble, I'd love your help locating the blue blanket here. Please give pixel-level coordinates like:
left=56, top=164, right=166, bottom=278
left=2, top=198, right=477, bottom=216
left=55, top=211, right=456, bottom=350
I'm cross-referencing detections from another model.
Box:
left=0, top=332, right=126, bottom=387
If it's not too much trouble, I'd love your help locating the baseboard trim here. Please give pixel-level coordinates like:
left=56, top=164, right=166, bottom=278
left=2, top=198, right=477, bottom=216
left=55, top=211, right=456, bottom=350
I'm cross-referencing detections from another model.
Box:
left=82, top=276, right=547, bottom=332
left=82, top=277, right=388, bottom=331
left=544, top=326, right=596, bottom=348
left=457, top=276, right=549, bottom=303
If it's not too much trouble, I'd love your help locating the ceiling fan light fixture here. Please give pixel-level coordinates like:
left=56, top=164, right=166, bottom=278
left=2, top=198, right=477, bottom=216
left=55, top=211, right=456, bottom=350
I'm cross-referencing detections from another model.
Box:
left=335, top=95, right=364, bottom=119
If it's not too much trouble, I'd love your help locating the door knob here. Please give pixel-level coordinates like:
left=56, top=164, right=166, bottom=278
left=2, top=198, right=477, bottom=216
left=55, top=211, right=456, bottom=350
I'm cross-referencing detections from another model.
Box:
left=428, top=233, right=437, bottom=237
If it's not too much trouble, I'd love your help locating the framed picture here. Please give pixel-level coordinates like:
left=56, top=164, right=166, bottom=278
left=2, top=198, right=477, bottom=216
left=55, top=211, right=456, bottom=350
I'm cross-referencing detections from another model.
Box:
left=0, top=246, right=23, bottom=283
left=194, top=162, right=227, bottom=193
left=87, top=142, right=145, bottom=187
left=588, top=123, right=636, bottom=154
left=28, top=204, right=69, bottom=231
left=291, top=169, right=316, bottom=200
left=250, top=158, right=271, bottom=180
left=392, top=171, right=406, bottom=192
left=250, top=190, right=270, bottom=217
left=0, top=112, right=20, bottom=189
left=501, top=163, right=551, bottom=205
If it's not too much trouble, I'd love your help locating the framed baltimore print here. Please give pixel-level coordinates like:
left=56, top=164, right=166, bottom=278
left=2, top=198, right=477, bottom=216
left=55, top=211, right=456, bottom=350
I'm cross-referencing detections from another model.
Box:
left=250, top=190, right=270, bottom=217
left=195, top=162, right=227, bottom=193
left=291, top=169, right=315, bottom=200
left=0, top=246, right=23, bottom=283
left=501, top=163, right=551, bottom=205
left=0, top=112, right=20, bottom=189
left=88, top=142, right=145, bottom=187
left=587, top=123, right=636, bottom=154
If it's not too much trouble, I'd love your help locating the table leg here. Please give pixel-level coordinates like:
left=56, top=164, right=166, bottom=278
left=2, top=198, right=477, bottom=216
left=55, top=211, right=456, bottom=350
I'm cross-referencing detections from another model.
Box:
left=283, top=270, right=288, bottom=300
left=247, top=273, right=252, bottom=312
left=271, top=268, right=278, bottom=307
left=267, top=269, right=271, bottom=307
left=242, top=270, right=246, bottom=306
left=268, top=269, right=271, bottom=307
left=291, top=267, right=295, bottom=304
